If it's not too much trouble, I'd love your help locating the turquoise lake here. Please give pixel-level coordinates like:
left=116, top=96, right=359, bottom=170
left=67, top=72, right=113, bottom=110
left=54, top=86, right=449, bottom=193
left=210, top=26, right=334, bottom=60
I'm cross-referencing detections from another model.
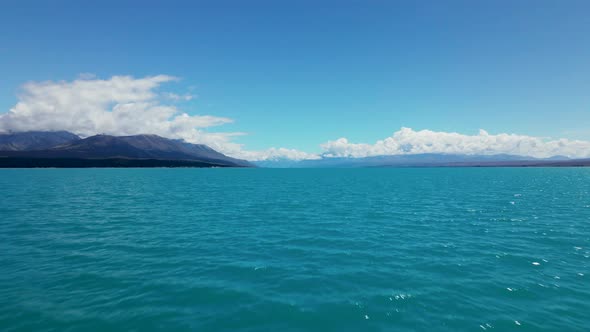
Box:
left=1, top=168, right=589, bottom=331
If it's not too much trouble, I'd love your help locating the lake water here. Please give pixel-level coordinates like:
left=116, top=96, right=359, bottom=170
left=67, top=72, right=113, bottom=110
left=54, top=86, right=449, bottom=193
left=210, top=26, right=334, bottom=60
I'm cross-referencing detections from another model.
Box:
left=1, top=168, right=589, bottom=331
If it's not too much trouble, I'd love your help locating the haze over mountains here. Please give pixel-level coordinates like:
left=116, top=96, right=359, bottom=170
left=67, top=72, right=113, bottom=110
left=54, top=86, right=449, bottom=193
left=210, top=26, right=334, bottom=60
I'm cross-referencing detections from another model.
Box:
left=0, top=131, right=589, bottom=168
left=0, top=131, right=81, bottom=151
left=255, top=153, right=590, bottom=168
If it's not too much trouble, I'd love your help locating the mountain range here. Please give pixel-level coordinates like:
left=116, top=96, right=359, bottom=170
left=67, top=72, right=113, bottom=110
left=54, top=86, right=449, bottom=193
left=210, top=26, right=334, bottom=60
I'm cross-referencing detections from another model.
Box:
left=254, top=153, right=590, bottom=168
left=1, top=131, right=589, bottom=168
left=0, top=131, right=252, bottom=168
left=0, top=131, right=81, bottom=151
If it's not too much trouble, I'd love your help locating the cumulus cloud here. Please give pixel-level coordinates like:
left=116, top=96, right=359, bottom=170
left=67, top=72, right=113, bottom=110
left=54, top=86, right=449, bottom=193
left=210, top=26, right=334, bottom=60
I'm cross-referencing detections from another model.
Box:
left=0, top=74, right=317, bottom=161
left=2, top=75, right=589, bottom=161
left=0, top=75, right=249, bottom=154
left=163, top=92, right=195, bottom=101
left=320, top=127, right=590, bottom=159
left=240, top=147, right=320, bottom=161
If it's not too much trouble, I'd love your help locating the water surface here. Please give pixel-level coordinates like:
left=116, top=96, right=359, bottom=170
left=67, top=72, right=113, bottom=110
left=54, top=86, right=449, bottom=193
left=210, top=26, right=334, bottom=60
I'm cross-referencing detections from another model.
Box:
left=1, top=168, right=589, bottom=331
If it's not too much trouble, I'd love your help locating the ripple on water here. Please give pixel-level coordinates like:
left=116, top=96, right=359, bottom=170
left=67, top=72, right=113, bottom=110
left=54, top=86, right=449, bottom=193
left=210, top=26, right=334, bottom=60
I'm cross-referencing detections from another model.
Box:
left=0, top=168, right=589, bottom=331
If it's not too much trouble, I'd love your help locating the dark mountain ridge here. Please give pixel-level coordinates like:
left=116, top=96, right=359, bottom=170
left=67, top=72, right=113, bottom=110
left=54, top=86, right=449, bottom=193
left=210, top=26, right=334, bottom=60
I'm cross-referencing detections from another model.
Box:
left=0, top=132, right=252, bottom=167
left=0, top=131, right=80, bottom=151
left=1, top=131, right=588, bottom=168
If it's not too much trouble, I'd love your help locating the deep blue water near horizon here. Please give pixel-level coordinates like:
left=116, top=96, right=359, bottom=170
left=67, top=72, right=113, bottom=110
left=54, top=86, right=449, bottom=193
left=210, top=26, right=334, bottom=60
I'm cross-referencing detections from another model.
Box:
left=0, top=168, right=589, bottom=331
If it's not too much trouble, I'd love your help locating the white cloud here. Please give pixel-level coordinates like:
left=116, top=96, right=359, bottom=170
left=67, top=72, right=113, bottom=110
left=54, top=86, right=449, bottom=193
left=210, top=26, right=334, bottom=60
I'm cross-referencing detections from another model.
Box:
left=2, top=75, right=589, bottom=161
left=0, top=75, right=248, bottom=154
left=163, top=92, right=195, bottom=101
left=320, top=127, right=590, bottom=159
left=0, top=74, right=317, bottom=161
left=239, top=147, right=320, bottom=161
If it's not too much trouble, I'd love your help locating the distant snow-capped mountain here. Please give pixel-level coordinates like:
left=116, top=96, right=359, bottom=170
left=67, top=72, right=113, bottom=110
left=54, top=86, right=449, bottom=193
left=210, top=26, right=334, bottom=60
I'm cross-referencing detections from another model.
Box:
left=254, top=153, right=588, bottom=168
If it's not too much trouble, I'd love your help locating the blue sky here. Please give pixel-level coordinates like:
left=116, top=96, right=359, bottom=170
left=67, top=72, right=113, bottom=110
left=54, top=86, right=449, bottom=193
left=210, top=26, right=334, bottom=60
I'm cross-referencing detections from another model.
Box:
left=1, top=0, right=589, bottom=159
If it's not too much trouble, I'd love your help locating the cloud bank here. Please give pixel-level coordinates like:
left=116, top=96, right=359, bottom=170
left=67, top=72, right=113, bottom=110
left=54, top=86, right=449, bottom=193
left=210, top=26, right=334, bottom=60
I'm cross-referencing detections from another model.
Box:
left=240, top=147, right=321, bottom=161
left=321, top=127, right=590, bottom=159
left=0, top=75, right=316, bottom=160
left=0, top=75, right=245, bottom=155
left=1, top=75, right=589, bottom=161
